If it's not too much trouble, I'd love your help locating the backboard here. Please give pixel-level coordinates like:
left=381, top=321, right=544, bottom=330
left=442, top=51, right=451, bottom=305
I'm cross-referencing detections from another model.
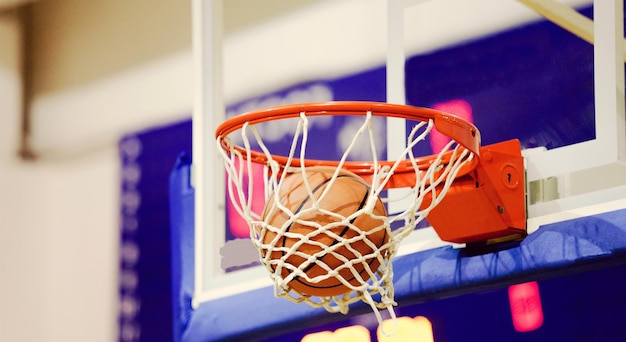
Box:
left=185, top=0, right=626, bottom=340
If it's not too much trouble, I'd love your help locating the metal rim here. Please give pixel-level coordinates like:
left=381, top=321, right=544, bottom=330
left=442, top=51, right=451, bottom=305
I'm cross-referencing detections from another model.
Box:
left=215, top=101, right=481, bottom=187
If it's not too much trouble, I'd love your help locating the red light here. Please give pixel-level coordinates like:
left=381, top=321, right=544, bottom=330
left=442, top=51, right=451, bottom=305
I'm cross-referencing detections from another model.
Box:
left=508, top=281, right=544, bottom=332
left=431, top=99, right=474, bottom=153
left=226, top=161, right=266, bottom=238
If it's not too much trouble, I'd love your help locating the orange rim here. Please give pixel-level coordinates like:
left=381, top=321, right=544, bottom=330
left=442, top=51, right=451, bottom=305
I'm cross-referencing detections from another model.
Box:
left=215, top=101, right=481, bottom=187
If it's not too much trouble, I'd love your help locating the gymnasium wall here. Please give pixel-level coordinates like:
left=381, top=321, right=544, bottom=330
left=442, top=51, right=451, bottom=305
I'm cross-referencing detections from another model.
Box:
left=0, top=0, right=593, bottom=341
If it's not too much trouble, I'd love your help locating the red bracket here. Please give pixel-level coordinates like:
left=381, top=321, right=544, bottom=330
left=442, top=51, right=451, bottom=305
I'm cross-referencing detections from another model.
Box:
left=422, top=139, right=527, bottom=245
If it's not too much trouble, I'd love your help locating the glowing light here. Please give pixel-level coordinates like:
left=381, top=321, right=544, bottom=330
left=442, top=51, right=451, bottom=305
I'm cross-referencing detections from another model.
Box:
left=431, top=99, right=474, bottom=153
left=509, top=281, right=544, bottom=332
left=377, top=316, right=434, bottom=342
left=226, top=161, right=266, bottom=238
left=301, top=325, right=371, bottom=342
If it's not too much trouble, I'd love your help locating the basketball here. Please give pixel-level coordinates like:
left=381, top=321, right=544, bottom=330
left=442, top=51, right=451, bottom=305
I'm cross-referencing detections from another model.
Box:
left=261, top=166, right=388, bottom=297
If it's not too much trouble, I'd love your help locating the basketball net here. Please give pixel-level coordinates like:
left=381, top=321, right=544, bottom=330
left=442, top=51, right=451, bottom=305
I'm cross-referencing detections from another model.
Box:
left=216, top=105, right=475, bottom=335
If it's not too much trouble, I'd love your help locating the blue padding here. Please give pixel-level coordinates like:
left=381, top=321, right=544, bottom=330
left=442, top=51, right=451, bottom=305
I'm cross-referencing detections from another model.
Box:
left=392, top=210, right=626, bottom=304
left=169, top=154, right=196, bottom=342
left=183, top=286, right=330, bottom=342
left=169, top=156, right=626, bottom=341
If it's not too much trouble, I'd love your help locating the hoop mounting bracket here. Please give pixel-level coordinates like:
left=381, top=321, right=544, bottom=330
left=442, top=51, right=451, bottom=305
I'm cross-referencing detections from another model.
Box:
left=422, top=139, right=527, bottom=244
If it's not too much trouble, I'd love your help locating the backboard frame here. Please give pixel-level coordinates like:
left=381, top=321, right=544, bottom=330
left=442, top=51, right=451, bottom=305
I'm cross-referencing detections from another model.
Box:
left=387, top=0, right=625, bottom=216
left=191, top=0, right=626, bottom=310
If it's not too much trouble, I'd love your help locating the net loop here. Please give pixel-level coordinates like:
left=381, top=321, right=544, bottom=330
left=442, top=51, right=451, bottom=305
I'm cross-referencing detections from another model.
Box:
left=216, top=101, right=479, bottom=331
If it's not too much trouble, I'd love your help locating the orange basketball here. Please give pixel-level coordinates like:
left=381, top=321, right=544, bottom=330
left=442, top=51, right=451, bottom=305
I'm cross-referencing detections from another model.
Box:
left=261, top=166, right=388, bottom=297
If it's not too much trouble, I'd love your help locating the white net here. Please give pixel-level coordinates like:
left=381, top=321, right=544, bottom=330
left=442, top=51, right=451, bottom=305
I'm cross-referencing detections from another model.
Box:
left=216, top=109, right=475, bottom=333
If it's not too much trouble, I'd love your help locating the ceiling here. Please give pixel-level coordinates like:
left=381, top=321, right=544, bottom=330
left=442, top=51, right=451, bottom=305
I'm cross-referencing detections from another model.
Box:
left=0, top=0, right=35, bottom=11
left=0, top=0, right=323, bottom=33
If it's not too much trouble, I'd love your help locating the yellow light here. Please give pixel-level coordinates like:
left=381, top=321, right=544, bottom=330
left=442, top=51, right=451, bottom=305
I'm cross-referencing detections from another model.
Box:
left=301, top=325, right=371, bottom=342
left=377, top=316, right=434, bottom=342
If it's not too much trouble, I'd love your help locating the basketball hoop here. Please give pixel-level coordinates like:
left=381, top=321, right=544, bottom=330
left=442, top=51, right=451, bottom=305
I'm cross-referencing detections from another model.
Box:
left=215, top=101, right=525, bottom=334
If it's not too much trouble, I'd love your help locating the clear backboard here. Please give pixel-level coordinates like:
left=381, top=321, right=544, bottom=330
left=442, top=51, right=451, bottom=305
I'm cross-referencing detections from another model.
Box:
left=185, top=0, right=626, bottom=339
